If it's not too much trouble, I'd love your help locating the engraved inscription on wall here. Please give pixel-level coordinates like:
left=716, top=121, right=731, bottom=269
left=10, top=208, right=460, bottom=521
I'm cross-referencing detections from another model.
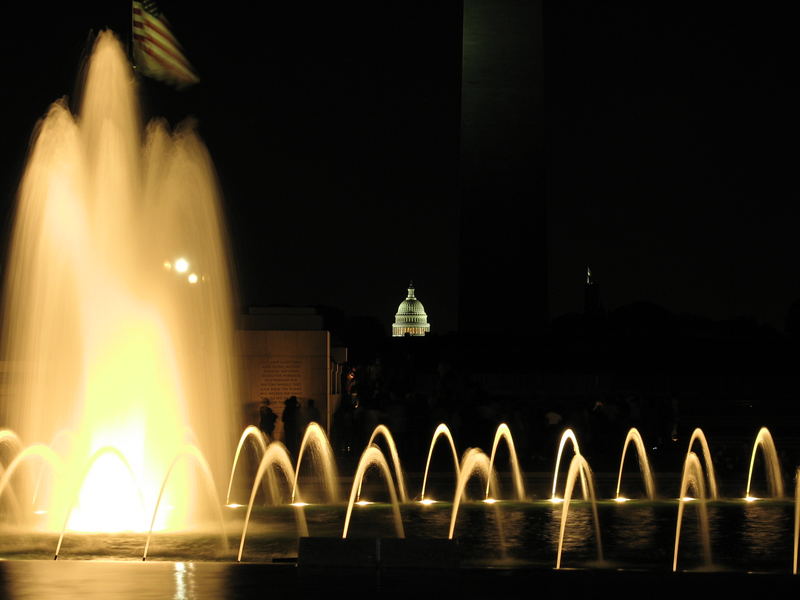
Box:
left=257, top=357, right=306, bottom=401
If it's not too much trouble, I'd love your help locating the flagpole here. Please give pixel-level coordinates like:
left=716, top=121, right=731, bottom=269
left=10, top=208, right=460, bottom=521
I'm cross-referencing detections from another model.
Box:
left=130, top=0, right=136, bottom=74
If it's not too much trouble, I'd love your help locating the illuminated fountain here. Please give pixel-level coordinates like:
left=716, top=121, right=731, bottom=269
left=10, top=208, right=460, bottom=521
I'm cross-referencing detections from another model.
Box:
left=226, top=426, right=269, bottom=507
left=686, top=428, right=719, bottom=500
left=614, top=427, right=655, bottom=501
left=291, top=421, right=339, bottom=504
left=746, top=426, right=784, bottom=500
left=361, top=424, right=408, bottom=502
left=238, top=441, right=308, bottom=561
left=448, top=447, right=505, bottom=548
left=486, top=423, right=525, bottom=501
left=343, top=444, right=404, bottom=539
left=672, top=452, right=711, bottom=571
left=0, top=32, right=239, bottom=538
left=0, top=39, right=796, bottom=569
left=550, top=428, right=584, bottom=502
left=282, top=422, right=796, bottom=573
left=555, top=454, right=602, bottom=569
left=419, top=423, right=459, bottom=503
left=3, top=400, right=800, bottom=575
left=0, top=29, right=797, bottom=598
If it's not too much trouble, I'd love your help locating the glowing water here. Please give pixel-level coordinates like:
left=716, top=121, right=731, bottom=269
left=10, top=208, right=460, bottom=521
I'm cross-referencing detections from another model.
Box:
left=342, top=444, right=404, bottom=539
left=746, top=427, right=784, bottom=499
left=362, top=425, right=408, bottom=502
left=672, top=451, right=711, bottom=571
left=3, top=415, right=800, bottom=572
left=226, top=426, right=269, bottom=505
left=0, top=32, right=239, bottom=532
left=0, top=430, right=23, bottom=456
left=485, top=423, right=525, bottom=501
left=551, top=429, right=585, bottom=501
left=448, top=448, right=502, bottom=541
left=291, top=422, right=339, bottom=504
left=555, top=454, right=603, bottom=569
left=614, top=427, right=656, bottom=500
left=54, top=446, right=147, bottom=557
left=0, top=444, right=63, bottom=523
left=420, top=423, right=460, bottom=502
left=686, top=428, right=719, bottom=500
left=143, top=445, right=228, bottom=561
left=238, top=442, right=308, bottom=561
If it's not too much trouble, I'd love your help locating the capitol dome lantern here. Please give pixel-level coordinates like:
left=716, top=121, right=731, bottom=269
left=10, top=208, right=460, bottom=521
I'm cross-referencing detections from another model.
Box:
left=392, top=282, right=430, bottom=337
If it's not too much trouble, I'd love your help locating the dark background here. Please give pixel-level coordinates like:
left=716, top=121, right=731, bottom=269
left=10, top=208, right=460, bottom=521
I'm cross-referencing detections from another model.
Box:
left=547, top=3, right=795, bottom=331
left=0, top=2, right=795, bottom=335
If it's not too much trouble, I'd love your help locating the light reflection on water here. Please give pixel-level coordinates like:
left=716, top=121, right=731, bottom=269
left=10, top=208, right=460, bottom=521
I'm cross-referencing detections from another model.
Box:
left=0, top=500, right=795, bottom=572
left=2, top=561, right=224, bottom=600
left=741, top=501, right=792, bottom=571
left=174, top=562, right=188, bottom=600
left=611, top=504, right=657, bottom=551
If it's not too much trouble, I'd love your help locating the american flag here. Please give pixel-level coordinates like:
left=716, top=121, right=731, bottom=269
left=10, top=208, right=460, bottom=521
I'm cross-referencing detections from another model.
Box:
left=132, top=0, right=199, bottom=88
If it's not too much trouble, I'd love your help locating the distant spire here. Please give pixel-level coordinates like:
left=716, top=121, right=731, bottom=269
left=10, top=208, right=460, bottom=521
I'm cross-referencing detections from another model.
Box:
left=584, top=266, right=603, bottom=316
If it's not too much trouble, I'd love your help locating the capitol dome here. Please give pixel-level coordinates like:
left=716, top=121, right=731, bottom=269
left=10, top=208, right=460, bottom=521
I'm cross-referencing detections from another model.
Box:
left=392, top=282, right=430, bottom=337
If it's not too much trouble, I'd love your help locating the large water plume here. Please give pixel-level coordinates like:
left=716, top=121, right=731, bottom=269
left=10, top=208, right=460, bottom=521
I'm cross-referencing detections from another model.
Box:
left=0, top=32, right=240, bottom=532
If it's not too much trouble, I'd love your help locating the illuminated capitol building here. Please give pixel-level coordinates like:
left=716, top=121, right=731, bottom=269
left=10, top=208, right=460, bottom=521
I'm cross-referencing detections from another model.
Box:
left=392, top=282, right=430, bottom=337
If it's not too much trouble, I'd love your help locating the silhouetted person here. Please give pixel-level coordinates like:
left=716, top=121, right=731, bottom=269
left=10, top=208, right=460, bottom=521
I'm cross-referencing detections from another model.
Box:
left=259, top=399, right=277, bottom=439
left=282, top=396, right=300, bottom=456
left=332, top=395, right=356, bottom=457
left=305, top=398, right=321, bottom=426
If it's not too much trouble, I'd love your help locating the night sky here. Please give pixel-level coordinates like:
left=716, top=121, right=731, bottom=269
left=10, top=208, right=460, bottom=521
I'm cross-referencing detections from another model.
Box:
left=547, top=4, right=796, bottom=331
left=0, top=3, right=795, bottom=335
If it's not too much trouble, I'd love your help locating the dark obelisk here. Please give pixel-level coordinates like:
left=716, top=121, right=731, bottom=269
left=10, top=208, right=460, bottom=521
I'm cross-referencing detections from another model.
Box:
left=458, top=0, right=546, bottom=333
